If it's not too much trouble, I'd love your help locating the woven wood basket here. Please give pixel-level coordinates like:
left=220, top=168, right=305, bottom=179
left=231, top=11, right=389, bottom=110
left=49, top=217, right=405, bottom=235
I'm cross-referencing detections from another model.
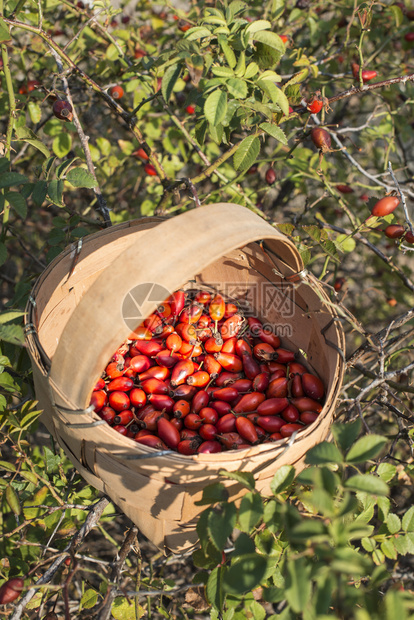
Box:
left=25, top=204, right=345, bottom=553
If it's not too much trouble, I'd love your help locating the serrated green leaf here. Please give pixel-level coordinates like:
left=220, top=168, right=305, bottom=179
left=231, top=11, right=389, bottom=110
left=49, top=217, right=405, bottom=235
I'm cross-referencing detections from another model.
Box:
left=208, top=503, right=237, bottom=550
left=271, top=465, right=295, bottom=494
left=207, top=567, right=225, bottom=611
left=238, top=492, right=263, bottom=532
left=381, top=538, right=397, bottom=560
left=226, top=78, right=248, bottom=99
left=251, top=30, right=285, bottom=54
left=205, top=90, right=228, bottom=126
left=184, top=26, right=212, bottom=41
left=305, top=441, right=343, bottom=465
left=223, top=553, right=268, bottom=594
left=53, top=133, right=72, bottom=158
left=402, top=506, right=414, bottom=532
left=260, top=122, right=288, bottom=145
left=346, top=435, right=387, bottom=464
left=47, top=179, right=64, bottom=205
left=162, top=63, right=182, bottom=102
left=32, top=181, right=48, bottom=207
left=218, top=35, right=236, bottom=68
left=81, top=589, right=99, bottom=610
left=15, top=126, right=50, bottom=158
left=386, top=513, right=401, bottom=534
left=389, top=5, right=403, bottom=27
left=244, top=62, right=259, bottom=79
left=66, top=167, right=97, bottom=189
left=111, top=597, right=140, bottom=620
left=19, top=471, right=38, bottom=485
left=5, top=192, right=27, bottom=218
left=0, top=460, right=16, bottom=472
left=0, top=172, right=29, bottom=190
left=257, top=80, right=288, bottom=115
left=233, top=135, right=260, bottom=171
left=0, top=16, right=11, bottom=42
left=219, top=470, right=255, bottom=491
left=331, top=419, right=362, bottom=452
left=212, top=66, right=234, bottom=77
left=344, top=474, right=389, bottom=496
left=6, top=485, right=21, bottom=516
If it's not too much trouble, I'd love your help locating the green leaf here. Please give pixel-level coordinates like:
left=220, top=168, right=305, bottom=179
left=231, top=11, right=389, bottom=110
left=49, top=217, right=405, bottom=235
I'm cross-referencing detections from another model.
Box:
left=251, top=30, right=285, bottom=54
left=376, top=463, right=397, bottom=483
left=331, top=419, right=362, bottom=452
left=233, top=135, right=260, bottom=171
left=28, top=100, right=42, bottom=124
left=19, top=471, right=38, bottom=485
left=195, top=482, right=229, bottom=506
left=111, top=597, right=140, bottom=620
left=386, top=513, right=401, bottom=535
left=15, top=126, right=50, bottom=158
left=0, top=16, right=11, bottom=43
left=260, top=122, right=288, bottom=145
left=53, top=133, right=72, bottom=158
left=344, top=474, right=389, bottom=496
left=56, top=158, right=78, bottom=179
left=47, top=179, right=64, bottom=205
left=211, top=66, right=234, bottom=77
left=226, top=78, right=247, bottom=99
left=335, top=233, right=356, bottom=253
left=208, top=503, right=237, bottom=550
left=305, top=441, right=343, bottom=465
left=346, top=435, right=387, bottom=464
left=257, top=80, right=289, bottom=115
left=219, top=470, right=255, bottom=491
left=223, top=553, right=268, bottom=594
left=389, top=4, right=404, bottom=27
left=246, top=20, right=271, bottom=34
left=402, top=506, right=414, bottom=532
left=0, top=243, right=8, bottom=267
left=185, top=26, right=212, bottom=41
left=244, top=62, right=259, bottom=79
left=66, top=167, right=97, bottom=189
left=381, top=539, right=397, bottom=560
left=238, top=492, right=263, bottom=532
left=270, top=465, right=295, bottom=494
left=0, top=460, right=16, bottom=472
left=0, top=324, right=24, bottom=345
left=80, top=589, right=99, bottom=609
left=285, top=558, right=311, bottom=613
left=6, top=485, right=21, bottom=516
left=205, top=90, right=228, bottom=126
left=162, top=63, right=182, bottom=102
left=206, top=566, right=225, bottom=611
left=5, top=192, right=27, bottom=218
left=0, top=172, right=28, bottom=190
left=43, top=446, right=61, bottom=473
left=218, top=35, right=236, bottom=68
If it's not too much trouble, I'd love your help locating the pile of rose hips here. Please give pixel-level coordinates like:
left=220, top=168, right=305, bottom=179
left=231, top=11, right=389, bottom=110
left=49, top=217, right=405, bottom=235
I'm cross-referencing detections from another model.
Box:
left=89, top=289, right=325, bottom=454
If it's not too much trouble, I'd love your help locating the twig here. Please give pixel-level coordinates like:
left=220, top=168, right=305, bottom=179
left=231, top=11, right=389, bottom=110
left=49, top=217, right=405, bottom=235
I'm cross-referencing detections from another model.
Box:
left=387, top=161, right=414, bottom=235
left=49, top=47, right=112, bottom=227
left=9, top=497, right=110, bottom=620
left=96, top=525, right=138, bottom=620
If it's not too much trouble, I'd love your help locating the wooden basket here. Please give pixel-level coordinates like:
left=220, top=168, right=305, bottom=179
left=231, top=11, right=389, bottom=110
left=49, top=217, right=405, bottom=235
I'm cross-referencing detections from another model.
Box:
left=25, top=204, right=345, bottom=553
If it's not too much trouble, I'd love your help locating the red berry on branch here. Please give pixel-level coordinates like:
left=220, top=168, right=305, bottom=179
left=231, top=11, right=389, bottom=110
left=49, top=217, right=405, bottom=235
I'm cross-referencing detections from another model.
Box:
left=334, top=277, right=346, bottom=292
left=110, top=85, right=124, bottom=100
left=371, top=196, right=400, bottom=217
left=0, top=577, right=24, bottom=605
left=336, top=184, right=353, bottom=194
left=144, top=163, right=157, bottom=176
left=134, top=48, right=146, bottom=58
left=186, top=105, right=195, bottom=114
left=27, top=79, right=41, bottom=92
left=265, top=167, right=277, bottom=185
left=384, top=224, right=405, bottom=239
left=404, top=231, right=414, bottom=244
left=307, top=97, right=323, bottom=114
left=404, top=32, right=414, bottom=42
left=52, top=100, right=73, bottom=122
left=132, top=147, right=149, bottom=161
left=310, top=127, right=331, bottom=151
